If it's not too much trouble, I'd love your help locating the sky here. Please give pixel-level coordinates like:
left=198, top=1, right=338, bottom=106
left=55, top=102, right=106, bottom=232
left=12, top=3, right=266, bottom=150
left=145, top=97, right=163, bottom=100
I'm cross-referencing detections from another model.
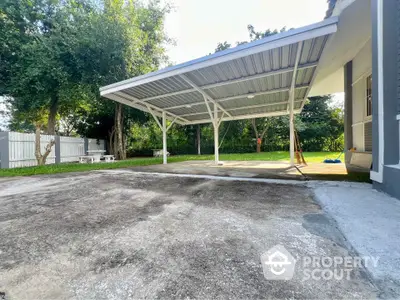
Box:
left=163, top=0, right=330, bottom=64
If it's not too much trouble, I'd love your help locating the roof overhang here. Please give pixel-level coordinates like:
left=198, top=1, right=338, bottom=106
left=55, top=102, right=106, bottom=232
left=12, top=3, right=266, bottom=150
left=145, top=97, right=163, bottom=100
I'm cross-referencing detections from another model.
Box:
left=100, top=17, right=338, bottom=125
left=309, top=0, right=371, bottom=96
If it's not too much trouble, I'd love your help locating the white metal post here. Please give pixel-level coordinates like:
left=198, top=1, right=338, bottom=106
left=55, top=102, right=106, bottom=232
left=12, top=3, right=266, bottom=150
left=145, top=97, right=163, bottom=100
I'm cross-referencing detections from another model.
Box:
left=289, top=93, right=295, bottom=166
left=162, top=111, right=167, bottom=164
left=214, top=103, right=219, bottom=164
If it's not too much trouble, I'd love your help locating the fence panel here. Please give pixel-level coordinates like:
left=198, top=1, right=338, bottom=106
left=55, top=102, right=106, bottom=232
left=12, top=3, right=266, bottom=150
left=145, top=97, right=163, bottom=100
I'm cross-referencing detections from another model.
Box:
left=88, top=138, right=106, bottom=151
left=0, top=132, right=106, bottom=169
left=8, top=132, right=56, bottom=168
left=60, top=136, right=85, bottom=162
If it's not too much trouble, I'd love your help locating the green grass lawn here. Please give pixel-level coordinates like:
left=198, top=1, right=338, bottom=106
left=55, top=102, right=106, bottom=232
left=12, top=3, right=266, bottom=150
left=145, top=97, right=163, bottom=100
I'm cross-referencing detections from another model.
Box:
left=0, top=151, right=342, bottom=178
left=172, top=151, right=342, bottom=164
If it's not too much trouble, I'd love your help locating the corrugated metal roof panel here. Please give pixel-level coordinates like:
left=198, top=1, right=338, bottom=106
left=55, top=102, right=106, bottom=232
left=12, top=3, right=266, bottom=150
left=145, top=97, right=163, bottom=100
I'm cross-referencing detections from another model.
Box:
left=294, top=101, right=303, bottom=110
left=221, top=92, right=289, bottom=110
left=204, top=72, right=293, bottom=100
left=296, top=66, right=316, bottom=86
left=185, top=43, right=300, bottom=88
left=229, top=103, right=289, bottom=117
left=100, top=18, right=338, bottom=124
left=124, top=75, right=191, bottom=99
left=146, top=92, right=203, bottom=108
left=184, top=112, right=224, bottom=122
left=168, top=105, right=208, bottom=116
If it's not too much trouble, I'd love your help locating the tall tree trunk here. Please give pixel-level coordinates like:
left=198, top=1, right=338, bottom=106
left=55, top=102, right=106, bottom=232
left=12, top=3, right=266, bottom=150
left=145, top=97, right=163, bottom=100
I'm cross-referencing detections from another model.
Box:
left=252, top=118, right=268, bottom=153
left=34, top=124, right=43, bottom=165
left=114, top=103, right=126, bottom=160
left=251, top=119, right=260, bottom=153
left=197, top=125, right=201, bottom=155
left=109, top=127, right=115, bottom=155
left=47, top=94, right=58, bottom=135
left=34, top=123, right=56, bottom=166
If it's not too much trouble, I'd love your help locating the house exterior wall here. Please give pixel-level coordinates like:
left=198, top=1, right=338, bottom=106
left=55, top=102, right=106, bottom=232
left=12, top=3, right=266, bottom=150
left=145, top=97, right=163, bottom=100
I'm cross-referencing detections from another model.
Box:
left=371, top=0, right=400, bottom=199
left=344, top=61, right=353, bottom=165
left=352, top=40, right=372, bottom=152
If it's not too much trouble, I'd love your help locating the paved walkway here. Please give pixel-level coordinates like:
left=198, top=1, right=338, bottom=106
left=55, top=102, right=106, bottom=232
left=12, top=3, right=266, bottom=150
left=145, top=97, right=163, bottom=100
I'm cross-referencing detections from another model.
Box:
left=314, top=185, right=400, bottom=298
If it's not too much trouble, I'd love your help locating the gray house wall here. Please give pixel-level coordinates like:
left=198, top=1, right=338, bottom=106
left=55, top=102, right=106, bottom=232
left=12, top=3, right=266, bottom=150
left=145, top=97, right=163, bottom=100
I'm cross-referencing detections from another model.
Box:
left=344, top=61, right=353, bottom=166
left=371, top=0, right=400, bottom=199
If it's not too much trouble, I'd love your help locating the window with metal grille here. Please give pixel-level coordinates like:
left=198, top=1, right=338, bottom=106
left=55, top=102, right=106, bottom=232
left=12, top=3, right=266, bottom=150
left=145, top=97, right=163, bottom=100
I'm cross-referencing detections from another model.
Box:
left=366, top=74, right=372, bottom=116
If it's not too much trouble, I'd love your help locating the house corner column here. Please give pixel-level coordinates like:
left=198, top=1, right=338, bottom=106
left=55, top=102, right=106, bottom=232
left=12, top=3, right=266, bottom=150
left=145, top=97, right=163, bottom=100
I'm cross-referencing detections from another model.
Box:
left=344, top=61, right=353, bottom=168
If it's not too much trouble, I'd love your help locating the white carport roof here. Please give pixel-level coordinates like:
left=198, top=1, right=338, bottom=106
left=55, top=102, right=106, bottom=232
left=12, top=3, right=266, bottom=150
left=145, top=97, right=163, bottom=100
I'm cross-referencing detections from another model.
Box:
left=100, top=17, right=338, bottom=125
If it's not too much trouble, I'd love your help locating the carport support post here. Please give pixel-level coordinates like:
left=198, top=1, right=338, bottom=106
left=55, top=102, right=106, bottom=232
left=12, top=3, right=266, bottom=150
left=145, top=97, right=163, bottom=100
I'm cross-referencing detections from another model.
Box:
left=162, top=111, right=167, bottom=164
left=214, top=103, right=219, bottom=164
left=289, top=94, right=295, bottom=166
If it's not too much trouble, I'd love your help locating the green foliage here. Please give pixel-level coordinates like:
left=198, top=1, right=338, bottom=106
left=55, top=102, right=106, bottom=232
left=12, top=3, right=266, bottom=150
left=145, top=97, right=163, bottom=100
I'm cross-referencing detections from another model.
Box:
left=325, top=0, right=337, bottom=18
left=129, top=96, right=344, bottom=155
left=298, top=96, right=344, bottom=152
left=1, top=0, right=169, bottom=136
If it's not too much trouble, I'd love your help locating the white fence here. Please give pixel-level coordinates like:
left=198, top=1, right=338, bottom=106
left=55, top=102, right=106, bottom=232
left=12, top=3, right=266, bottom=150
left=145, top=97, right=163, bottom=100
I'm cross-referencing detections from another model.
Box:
left=60, top=136, right=85, bottom=163
left=0, top=131, right=106, bottom=169
left=88, top=138, right=106, bottom=151
left=8, top=132, right=56, bottom=168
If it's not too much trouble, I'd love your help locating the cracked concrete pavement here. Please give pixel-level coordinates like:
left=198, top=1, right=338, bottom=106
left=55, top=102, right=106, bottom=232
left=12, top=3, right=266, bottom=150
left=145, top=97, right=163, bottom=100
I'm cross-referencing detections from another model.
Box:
left=0, top=170, right=380, bottom=299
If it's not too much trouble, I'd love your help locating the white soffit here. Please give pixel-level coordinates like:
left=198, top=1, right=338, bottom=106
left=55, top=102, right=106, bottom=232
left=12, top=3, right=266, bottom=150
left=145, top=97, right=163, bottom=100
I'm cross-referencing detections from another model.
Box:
left=309, top=0, right=371, bottom=96
left=100, top=17, right=338, bottom=125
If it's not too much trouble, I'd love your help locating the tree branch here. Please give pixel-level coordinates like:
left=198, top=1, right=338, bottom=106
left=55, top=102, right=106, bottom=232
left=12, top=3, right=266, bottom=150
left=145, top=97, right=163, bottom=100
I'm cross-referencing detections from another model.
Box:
left=42, top=140, right=56, bottom=162
left=251, top=118, right=258, bottom=138
left=260, top=126, right=269, bottom=139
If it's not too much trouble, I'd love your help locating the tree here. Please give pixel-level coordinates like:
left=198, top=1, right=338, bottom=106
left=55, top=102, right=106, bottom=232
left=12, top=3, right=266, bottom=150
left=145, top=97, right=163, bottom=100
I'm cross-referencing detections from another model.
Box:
left=298, top=96, right=344, bottom=152
left=325, top=0, right=337, bottom=18
left=251, top=119, right=269, bottom=153
left=0, top=0, right=95, bottom=135
left=1, top=0, right=170, bottom=161
left=214, top=41, right=231, bottom=52
left=245, top=25, right=286, bottom=152
left=71, top=0, right=169, bottom=159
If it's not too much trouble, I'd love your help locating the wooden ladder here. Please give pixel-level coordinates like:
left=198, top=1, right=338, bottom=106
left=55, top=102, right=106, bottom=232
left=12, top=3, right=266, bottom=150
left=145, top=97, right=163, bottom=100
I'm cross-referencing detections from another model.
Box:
left=294, top=129, right=307, bottom=165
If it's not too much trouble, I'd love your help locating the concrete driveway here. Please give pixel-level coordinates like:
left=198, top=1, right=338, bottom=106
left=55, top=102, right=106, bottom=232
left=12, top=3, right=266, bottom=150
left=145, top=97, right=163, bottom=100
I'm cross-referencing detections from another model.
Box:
left=0, top=170, right=377, bottom=299
left=133, top=160, right=348, bottom=180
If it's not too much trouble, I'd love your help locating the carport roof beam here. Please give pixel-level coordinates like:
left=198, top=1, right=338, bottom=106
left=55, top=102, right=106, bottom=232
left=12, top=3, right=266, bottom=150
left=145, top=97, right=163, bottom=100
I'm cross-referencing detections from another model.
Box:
left=187, top=109, right=302, bottom=125
left=287, top=41, right=304, bottom=111
left=179, top=74, right=232, bottom=117
left=114, top=91, right=189, bottom=124
left=180, top=100, right=304, bottom=117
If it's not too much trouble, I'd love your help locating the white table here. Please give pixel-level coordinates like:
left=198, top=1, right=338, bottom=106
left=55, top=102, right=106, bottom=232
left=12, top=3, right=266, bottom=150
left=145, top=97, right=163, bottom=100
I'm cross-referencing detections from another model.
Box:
left=87, top=150, right=106, bottom=162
